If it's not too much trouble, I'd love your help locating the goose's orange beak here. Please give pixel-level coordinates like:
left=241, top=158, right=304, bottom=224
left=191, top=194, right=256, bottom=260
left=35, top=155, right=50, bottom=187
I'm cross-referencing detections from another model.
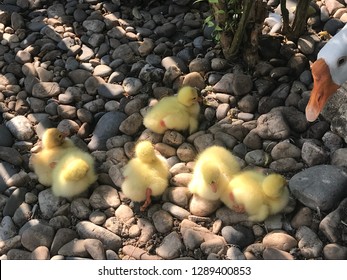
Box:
left=305, top=58, right=339, bottom=122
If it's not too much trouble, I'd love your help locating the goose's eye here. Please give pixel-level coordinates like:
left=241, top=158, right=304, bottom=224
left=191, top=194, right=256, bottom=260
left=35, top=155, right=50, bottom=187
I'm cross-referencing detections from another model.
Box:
left=337, top=56, right=347, bottom=67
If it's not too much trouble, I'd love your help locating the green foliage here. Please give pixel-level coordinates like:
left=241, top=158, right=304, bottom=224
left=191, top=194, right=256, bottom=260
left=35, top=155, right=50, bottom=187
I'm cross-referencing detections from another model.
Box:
left=196, top=0, right=244, bottom=42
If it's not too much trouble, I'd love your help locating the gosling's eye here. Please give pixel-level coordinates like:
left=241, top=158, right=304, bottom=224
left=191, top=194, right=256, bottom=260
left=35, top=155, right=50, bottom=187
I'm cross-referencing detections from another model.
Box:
left=337, top=56, right=347, bottom=67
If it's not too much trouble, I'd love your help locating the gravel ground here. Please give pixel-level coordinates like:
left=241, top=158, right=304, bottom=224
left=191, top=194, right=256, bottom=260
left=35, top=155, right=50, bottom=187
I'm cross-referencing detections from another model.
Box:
left=1, top=0, right=347, bottom=260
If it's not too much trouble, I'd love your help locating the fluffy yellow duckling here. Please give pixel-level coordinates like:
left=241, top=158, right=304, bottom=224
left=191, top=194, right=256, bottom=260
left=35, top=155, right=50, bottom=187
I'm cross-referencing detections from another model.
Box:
left=143, top=86, right=200, bottom=134
left=121, top=140, right=169, bottom=211
left=220, top=170, right=289, bottom=222
left=31, top=128, right=76, bottom=186
left=51, top=148, right=97, bottom=198
left=188, top=146, right=241, bottom=201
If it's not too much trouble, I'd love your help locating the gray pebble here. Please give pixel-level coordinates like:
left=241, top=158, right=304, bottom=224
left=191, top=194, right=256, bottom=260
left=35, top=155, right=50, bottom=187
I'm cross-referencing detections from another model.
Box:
left=70, top=198, right=91, bottom=220
left=301, top=141, right=329, bottom=166
left=58, top=239, right=90, bottom=258
left=76, top=221, right=122, bottom=251
left=31, top=246, right=50, bottom=260
left=88, top=111, right=127, bottom=151
left=289, top=165, right=347, bottom=211
left=295, top=226, right=323, bottom=258
left=50, top=228, right=78, bottom=256
left=89, top=185, right=121, bottom=209
left=319, top=198, right=347, bottom=243
left=156, top=231, right=184, bottom=259
left=21, top=221, right=55, bottom=251
left=323, top=243, right=347, bottom=260
left=0, top=216, right=17, bottom=241
left=262, top=230, right=298, bottom=252
left=189, top=194, right=221, bottom=217
left=6, top=116, right=34, bottom=141
left=221, top=225, right=255, bottom=249
left=3, top=187, right=27, bottom=217
left=38, top=189, right=62, bottom=220
left=152, top=210, right=173, bottom=233
left=162, top=202, right=190, bottom=220
left=226, top=246, right=246, bottom=260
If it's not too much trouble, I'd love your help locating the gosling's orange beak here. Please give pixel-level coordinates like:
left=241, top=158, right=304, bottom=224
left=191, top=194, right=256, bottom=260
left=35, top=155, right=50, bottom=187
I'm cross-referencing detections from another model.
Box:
left=210, top=181, right=217, bottom=193
left=305, top=58, right=339, bottom=122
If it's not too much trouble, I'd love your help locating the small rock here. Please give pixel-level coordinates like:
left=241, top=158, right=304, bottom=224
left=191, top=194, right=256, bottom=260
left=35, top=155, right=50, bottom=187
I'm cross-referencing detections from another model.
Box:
left=289, top=165, right=347, bottom=211
left=31, top=246, right=50, bottom=260
left=76, top=221, right=122, bottom=251
left=323, top=243, right=347, bottom=260
left=319, top=198, right=347, bottom=243
left=221, top=225, right=254, bottom=249
left=88, top=112, right=127, bottom=151
left=189, top=194, right=221, bottom=217
left=262, top=230, right=298, bottom=252
left=152, top=210, right=174, bottom=233
left=271, top=141, right=301, bottom=160
left=21, top=221, right=55, bottom=251
left=263, top=247, right=294, bottom=260
left=50, top=228, right=78, bottom=256
left=5, top=116, right=34, bottom=141
left=301, top=141, right=329, bottom=166
left=291, top=207, right=313, bottom=229
left=89, top=185, right=121, bottom=209
left=38, top=189, right=62, bottom=220
left=3, top=187, right=27, bottom=217
left=200, top=238, right=226, bottom=255
left=162, top=202, right=190, bottom=220
left=226, top=246, right=246, bottom=260
left=255, top=110, right=291, bottom=140
left=295, top=226, right=323, bottom=258
left=156, top=231, right=184, bottom=259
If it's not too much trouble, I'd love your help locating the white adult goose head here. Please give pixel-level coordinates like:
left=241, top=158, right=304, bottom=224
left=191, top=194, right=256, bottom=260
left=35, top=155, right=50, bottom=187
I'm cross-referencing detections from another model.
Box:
left=306, top=24, right=347, bottom=122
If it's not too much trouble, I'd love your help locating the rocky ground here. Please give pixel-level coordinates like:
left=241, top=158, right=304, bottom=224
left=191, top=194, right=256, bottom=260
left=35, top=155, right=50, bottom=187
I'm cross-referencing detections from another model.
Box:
left=1, top=0, right=347, bottom=260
